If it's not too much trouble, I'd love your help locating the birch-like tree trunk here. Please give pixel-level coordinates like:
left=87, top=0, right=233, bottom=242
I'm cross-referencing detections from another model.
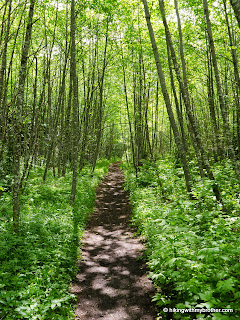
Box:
left=141, top=0, right=193, bottom=196
left=70, top=0, right=80, bottom=204
left=223, top=0, right=240, bottom=153
left=13, top=0, right=35, bottom=232
left=0, top=0, right=12, bottom=125
left=91, top=19, right=109, bottom=173
left=121, top=47, right=137, bottom=174
left=203, top=0, right=240, bottom=180
left=159, top=0, right=223, bottom=203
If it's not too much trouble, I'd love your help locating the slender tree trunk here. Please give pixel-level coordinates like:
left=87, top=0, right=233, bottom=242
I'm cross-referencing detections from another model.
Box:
left=223, top=0, right=240, bottom=154
left=42, top=8, right=60, bottom=181
left=1, top=1, right=26, bottom=146
left=56, top=44, right=69, bottom=175
left=0, top=0, right=8, bottom=51
left=230, top=0, right=240, bottom=28
left=78, top=50, right=96, bottom=171
left=20, top=57, right=38, bottom=188
left=159, top=0, right=223, bottom=203
left=121, top=47, right=137, bottom=174
left=12, top=0, right=35, bottom=232
left=0, top=0, right=12, bottom=130
left=70, top=0, right=80, bottom=204
left=152, top=80, right=159, bottom=154
left=174, top=0, right=188, bottom=93
left=166, top=43, right=189, bottom=155
left=62, top=81, right=72, bottom=176
left=203, top=0, right=240, bottom=180
left=141, top=0, right=193, bottom=197
left=205, top=36, right=222, bottom=160
left=91, top=19, right=109, bottom=173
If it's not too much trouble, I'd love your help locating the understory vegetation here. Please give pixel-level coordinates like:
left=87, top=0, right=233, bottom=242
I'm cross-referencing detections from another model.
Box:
left=0, top=160, right=109, bottom=320
left=124, top=159, right=240, bottom=320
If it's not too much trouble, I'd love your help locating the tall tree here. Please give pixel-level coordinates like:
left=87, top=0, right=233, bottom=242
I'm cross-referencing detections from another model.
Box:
left=203, top=0, right=240, bottom=180
left=141, top=0, right=193, bottom=197
left=12, top=0, right=35, bottom=232
left=159, top=0, right=223, bottom=203
left=91, top=19, right=109, bottom=173
left=70, top=0, right=80, bottom=204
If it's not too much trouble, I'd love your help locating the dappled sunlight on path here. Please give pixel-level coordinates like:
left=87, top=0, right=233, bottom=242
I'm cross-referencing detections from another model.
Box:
left=71, top=162, right=156, bottom=320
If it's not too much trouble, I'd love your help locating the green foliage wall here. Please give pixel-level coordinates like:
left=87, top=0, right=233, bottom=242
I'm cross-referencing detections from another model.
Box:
left=0, top=160, right=109, bottom=320
left=124, top=160, right=240, bottom=319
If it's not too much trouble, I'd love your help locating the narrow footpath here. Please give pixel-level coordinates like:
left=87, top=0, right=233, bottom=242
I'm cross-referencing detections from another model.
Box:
left=71, top=162, right=156, bottom=320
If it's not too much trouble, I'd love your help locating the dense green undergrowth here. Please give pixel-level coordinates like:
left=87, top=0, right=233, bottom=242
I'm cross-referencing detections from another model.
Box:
left=123, top=159, right=240, bottom=320
left=0, top=159, right=110, bottom=320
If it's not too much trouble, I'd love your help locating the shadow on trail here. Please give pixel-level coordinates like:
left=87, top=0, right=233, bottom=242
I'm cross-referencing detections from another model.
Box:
left=71, top=162, right=156, bottom=320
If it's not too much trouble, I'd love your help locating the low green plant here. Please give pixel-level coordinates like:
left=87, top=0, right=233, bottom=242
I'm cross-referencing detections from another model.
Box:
left=0, top=159, right=109, bottom=320
left=124, top=159, right=240, bottom=319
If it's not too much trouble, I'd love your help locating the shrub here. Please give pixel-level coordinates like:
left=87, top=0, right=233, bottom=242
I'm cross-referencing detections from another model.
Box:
left=0, top=160, right=109, bottom=320
left=124, top=159, right=240, bottom=319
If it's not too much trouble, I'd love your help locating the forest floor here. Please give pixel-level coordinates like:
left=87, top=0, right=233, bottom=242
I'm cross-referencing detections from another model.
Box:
left=70, top=162, right=157, bottom=320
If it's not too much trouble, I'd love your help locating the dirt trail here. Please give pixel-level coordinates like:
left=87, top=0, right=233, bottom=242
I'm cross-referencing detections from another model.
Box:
left=71, top=162, right=156, bottom=320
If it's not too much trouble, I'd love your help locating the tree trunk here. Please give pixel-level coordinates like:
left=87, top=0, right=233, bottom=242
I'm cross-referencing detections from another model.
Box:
left=230, top=0, right=240, bottom=29
left=141, top=0, right=193, bottom=197
left=70, top=0, right=80, bottom=205
left=12, top=0, right=35, bottom=233
left=159, top=0, right=223, bottom=203
left=0, top=0, right=12, bottom=132
left=203, top=0, right=240, bottom=180
left=121, top=47, right=137, bottom=174
left=91, top=19, right=109, bottom=173
left=223, top=0, right=240, bottom=155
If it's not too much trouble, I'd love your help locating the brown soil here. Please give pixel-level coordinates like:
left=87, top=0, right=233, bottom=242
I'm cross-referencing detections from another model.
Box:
left=71, top=162, right=157, bottom=320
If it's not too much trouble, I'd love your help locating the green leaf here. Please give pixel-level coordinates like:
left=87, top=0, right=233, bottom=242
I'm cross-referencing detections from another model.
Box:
left=199, top=290, right=213, bottom=301
left=216, top=278, right=235, bottom=293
